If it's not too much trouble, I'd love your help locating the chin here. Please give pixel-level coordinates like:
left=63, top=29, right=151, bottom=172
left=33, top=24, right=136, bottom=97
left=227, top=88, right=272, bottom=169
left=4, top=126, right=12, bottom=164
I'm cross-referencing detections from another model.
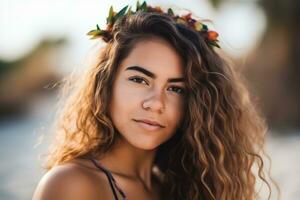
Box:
left=127, top=138, right=163, bottom=151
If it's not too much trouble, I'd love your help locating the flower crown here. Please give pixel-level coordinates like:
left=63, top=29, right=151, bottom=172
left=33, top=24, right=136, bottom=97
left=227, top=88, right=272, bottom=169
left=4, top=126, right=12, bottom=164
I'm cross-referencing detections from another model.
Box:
left=87, top=1, right=220, bottom=48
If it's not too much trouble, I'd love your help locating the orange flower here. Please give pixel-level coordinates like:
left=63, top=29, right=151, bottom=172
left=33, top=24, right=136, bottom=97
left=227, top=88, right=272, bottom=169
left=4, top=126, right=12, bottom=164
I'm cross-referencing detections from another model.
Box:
left=182, top=13, right=192, bottom=20
left=207, top=31, right=218, bottom=41
left=154, top=6, right=163, bottom=13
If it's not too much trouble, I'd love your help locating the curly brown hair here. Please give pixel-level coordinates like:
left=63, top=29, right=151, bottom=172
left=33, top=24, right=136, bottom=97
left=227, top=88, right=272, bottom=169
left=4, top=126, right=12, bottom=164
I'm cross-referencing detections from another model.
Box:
left=44, top=11, right=278, bottom=200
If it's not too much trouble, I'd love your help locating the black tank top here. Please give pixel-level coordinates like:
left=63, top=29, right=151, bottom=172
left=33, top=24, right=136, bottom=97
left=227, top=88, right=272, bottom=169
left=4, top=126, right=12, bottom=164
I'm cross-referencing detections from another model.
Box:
left=90, top=158, right=127, bottom=200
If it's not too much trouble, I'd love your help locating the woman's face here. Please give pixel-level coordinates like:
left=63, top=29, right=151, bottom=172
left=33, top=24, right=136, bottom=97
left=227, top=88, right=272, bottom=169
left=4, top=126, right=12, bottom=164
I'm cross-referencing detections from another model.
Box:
left=109, top=37, right=186, bottom=150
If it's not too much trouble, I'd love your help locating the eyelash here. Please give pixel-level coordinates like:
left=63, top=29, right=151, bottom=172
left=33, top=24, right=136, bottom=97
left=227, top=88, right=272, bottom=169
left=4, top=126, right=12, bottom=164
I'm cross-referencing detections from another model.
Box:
left=128, top=76, right=185, bottom=94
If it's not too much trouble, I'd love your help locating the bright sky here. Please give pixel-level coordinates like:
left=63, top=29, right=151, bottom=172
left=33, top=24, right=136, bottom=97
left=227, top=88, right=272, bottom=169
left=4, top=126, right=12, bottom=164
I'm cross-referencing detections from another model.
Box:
left=0, top=0, right=266, bottom=67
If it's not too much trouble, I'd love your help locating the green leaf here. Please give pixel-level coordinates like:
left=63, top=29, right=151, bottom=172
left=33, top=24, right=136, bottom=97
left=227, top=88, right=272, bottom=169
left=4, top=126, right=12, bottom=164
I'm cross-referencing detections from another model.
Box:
left=140, top=1, right=147, bottom=12
left=90, top=35, right=102, bottom=39
left=127, top=6, right=132, bottom=16
left=167, top=8, right=174, bottom=16
left=136, top=0, right=141, bottom=11
left=96, top=24, right=100, bottom=30
left=86, top=29, right=105, bottom=36
left=202, top=24, right=208, bottom=31
left=209, top=41, right=220, bottom=48
left=114, top=5, right=129, bottom=21
left=107, top=6, right=114, bottom=24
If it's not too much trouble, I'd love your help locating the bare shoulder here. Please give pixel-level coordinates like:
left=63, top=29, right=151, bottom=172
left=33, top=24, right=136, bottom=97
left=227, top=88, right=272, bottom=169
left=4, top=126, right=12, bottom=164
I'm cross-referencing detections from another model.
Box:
left=32, top=160, right=112, bottom=200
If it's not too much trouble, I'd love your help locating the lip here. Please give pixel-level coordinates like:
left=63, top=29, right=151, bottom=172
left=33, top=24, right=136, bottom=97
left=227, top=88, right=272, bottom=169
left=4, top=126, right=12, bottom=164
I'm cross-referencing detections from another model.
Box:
left=133, top=119, right=165, bottom=128
left=134, top=120, right=164, bottom=131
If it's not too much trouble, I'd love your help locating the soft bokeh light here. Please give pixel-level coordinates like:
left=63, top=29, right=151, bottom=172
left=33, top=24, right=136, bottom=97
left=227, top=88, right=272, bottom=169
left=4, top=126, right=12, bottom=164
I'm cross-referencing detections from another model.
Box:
left=0, top=0, right=266, bottom=63
left=1, top=1, right=299, bottom=200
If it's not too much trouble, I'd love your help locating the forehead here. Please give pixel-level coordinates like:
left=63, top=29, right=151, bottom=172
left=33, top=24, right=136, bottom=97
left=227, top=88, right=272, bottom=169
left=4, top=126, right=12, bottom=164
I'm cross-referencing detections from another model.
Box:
left=119, top=37, right=184, bottom=77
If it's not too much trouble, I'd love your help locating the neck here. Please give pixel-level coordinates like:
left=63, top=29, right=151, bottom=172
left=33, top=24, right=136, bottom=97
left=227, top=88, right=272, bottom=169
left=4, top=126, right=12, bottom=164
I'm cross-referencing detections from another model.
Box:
left=96, top=135, right=158, bottom=191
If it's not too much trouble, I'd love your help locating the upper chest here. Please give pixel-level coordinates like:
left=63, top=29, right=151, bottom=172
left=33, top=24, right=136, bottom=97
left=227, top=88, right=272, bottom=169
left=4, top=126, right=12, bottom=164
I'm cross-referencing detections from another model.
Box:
left=74, top=158, right=162, bottom=200
left=112, top=176, right=161, bottom=200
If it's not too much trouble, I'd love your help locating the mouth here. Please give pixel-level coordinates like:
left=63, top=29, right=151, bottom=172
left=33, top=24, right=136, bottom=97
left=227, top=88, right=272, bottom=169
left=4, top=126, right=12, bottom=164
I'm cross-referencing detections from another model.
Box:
left=133, top=119, right=165, bottom=131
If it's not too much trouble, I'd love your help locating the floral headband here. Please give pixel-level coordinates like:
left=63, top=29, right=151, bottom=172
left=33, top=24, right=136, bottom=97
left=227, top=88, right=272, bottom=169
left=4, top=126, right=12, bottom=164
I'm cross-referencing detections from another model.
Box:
left=87, top=1, right=220, bottom=48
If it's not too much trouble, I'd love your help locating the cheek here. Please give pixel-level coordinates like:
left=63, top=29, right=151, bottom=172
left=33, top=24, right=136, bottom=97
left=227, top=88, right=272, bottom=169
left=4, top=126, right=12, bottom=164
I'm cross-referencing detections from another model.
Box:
left=167, top=96, right=185, bottom=125
left=110, top=82, right=141, bottom=116
left=109, top=80, right=141, bottom=134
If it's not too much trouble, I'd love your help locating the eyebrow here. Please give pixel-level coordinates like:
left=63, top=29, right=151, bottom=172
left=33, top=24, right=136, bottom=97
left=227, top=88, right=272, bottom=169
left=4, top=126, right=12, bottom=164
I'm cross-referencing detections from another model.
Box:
left=125, top=65, right=185, bottom=83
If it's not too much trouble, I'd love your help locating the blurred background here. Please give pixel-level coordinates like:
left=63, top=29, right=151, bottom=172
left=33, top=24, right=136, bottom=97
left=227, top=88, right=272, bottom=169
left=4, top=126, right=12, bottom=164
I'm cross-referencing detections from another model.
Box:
left=0, top=0, right=299, bottom=199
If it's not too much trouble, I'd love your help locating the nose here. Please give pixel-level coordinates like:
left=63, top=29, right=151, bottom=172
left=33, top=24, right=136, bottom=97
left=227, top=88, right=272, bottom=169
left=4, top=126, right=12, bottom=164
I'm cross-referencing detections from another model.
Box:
left=142, top=88, right=165, bottom=113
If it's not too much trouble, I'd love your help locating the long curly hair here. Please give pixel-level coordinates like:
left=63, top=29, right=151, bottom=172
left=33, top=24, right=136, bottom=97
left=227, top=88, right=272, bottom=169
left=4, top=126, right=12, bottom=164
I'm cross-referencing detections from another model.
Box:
left=44, top=11, right=278, bottom=200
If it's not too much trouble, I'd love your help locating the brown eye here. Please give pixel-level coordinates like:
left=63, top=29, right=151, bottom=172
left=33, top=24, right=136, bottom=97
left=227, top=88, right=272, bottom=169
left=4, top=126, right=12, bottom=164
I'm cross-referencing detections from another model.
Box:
left=128, top=76, right=148, bottom=85
left=168, top=86, right=185, bottom=94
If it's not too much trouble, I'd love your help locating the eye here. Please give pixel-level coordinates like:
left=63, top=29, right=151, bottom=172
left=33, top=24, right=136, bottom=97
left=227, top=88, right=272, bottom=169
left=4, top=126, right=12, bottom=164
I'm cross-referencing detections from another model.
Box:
left=168, top=86, right=185, bottom=94
left=128, top=76, right=148, bottom=85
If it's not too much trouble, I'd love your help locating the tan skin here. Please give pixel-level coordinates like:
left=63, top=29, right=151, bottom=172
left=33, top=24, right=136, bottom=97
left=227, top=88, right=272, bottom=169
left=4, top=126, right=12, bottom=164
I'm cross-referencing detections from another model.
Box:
left=32, top=37, right=186, bottom=200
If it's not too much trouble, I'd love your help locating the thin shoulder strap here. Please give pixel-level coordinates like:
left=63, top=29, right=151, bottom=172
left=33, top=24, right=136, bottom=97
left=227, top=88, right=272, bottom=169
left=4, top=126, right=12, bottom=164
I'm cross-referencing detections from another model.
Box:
left=90, top=159, right=126, bottom=200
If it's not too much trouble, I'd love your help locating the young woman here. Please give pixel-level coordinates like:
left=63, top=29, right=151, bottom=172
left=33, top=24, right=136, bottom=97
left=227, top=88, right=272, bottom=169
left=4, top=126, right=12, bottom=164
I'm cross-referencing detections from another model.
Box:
left=33, top=2, right=276, bottom=200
